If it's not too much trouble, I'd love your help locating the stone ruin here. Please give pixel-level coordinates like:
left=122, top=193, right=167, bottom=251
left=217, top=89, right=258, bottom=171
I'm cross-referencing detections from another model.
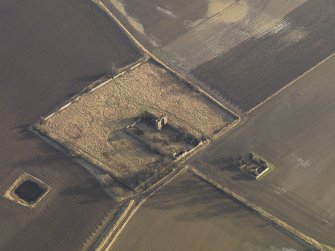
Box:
left=126, top=111, right=203, bottom=160
left=154, top=115, right=168, bottom=131
left=236, top=152, right=269, bottom=179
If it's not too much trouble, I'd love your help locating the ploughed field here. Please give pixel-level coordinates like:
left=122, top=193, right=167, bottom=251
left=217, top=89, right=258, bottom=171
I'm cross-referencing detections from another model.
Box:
left=0, top=0, right=140, bottom=250
left=194, top=55, right=335, bottom=247
left=1, top=0, right=333, bottom=250
left=101, top=0, right=335, bottom=111
left=112, top=171, right=313, bottom=251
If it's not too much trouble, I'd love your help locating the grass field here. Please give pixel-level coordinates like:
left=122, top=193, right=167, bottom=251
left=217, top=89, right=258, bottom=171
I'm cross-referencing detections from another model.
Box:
left=194, top=55, right=335, bottom=247
left=112, top=171, right=313, bottom=251
left=37, top=60, right=235, bottom=189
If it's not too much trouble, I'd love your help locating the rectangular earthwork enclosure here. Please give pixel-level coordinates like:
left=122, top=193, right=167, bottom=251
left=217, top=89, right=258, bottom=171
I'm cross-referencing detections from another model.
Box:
left=35, top=60, right=237, bottom=190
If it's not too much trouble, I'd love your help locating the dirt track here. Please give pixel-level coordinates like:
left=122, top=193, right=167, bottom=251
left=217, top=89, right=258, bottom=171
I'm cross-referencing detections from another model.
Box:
left=0, top=0, right=140, bottom=250
left=112, top=172, right=313, bottom=251
left=194, top=55, right=335, bottom=247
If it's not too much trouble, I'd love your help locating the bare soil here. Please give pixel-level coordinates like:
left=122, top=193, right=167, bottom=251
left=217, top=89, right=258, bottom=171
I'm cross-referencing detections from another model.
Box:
left=192, top=0, right=335, bottom=111
left=102, top=0, right=335, bottom=111
left=112, top=172, right=313, bottom=251
left=0, top=0, right=140, bottom=250
left=194, top=55, right=335, bottom=247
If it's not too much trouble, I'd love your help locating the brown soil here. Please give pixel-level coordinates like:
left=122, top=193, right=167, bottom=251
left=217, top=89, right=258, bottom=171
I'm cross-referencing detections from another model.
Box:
left=112, top=172, right=313, bottom=251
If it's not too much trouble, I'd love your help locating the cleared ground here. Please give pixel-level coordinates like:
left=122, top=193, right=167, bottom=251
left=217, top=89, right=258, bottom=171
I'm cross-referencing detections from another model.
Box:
left=192, top=0, right=335, bottom=111
left=0, top=0, right=140, bottom=250
left=38, top=61, right=235, bottom=188
left=112, top=171, right=313, bottom=251
left=101, top=0, right=335, bottom=111
left=194, top=55, right=335, bottom=247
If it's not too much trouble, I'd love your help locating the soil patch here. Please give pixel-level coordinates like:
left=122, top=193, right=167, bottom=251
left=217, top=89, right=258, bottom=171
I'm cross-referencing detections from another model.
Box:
left=193, top=55, right=335, bottom=246
left=112, top=172, right=313, bottom=251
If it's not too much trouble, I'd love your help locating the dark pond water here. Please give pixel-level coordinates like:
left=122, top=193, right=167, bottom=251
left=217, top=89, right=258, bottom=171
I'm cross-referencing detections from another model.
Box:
left=14, top=180, right=46, bottom=203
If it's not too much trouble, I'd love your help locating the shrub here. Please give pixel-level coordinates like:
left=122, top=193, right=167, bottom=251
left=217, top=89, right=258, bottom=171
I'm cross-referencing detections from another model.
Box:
left=98, top=174, right=113, bottom=187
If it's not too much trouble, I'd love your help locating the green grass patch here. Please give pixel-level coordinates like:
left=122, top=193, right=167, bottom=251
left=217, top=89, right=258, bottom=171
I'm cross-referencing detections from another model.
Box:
left=250, top=151, right=275, bottom=180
